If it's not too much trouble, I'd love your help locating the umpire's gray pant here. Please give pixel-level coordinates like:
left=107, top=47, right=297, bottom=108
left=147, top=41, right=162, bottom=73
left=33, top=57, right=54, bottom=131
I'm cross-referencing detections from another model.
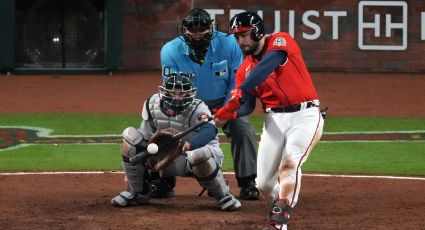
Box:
left=224, top=116, right=257, bottom=182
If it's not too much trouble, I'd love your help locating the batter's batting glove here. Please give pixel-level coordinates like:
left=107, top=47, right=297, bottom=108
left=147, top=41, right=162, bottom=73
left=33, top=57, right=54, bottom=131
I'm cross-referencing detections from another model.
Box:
left=214, top=107, right=238, bottom=121
left=226, top=88, right=243, bottom=111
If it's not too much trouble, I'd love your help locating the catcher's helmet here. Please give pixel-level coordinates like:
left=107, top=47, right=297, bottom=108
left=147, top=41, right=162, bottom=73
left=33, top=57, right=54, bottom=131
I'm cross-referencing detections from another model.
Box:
left=159, top=72, right=197, bottom=116
left=179, top=8, right=214, bottom=55
left=229, top=11, right=265, bottom=41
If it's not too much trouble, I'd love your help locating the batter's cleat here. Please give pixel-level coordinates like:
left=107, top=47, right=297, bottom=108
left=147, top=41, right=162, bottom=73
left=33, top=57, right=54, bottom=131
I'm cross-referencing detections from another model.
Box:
left=218, top=193, right=241, bottom=211
left=264, top=199, right=292, bottom=230
left=263, top=223, right=287, bottom=230
left=239, top=180, right=260, bottom=200
left=111, top=191, right=151, bottom=207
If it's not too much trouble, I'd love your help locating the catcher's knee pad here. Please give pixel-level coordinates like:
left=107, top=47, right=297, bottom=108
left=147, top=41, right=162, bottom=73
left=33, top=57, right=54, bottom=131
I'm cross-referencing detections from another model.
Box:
left=187, top=149, right=217, bottom=178
left=121, top=127, right=146, bottom=159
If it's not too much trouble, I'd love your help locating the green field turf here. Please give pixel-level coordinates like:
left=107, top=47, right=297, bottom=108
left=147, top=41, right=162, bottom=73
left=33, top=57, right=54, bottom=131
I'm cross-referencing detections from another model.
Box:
left=1, top=114, right=424, bottom=176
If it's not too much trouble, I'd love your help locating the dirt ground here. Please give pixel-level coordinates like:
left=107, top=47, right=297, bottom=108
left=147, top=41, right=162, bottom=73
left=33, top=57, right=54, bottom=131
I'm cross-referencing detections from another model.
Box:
left=0, top=72, right=424, bottom=229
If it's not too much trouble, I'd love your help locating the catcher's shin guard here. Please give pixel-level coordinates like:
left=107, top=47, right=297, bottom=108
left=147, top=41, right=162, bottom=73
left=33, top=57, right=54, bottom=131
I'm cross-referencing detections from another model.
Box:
left=122, top=162, right=146, bottom=194
left=111, top=161, right=151, bottom=207
left=187, top=149, right=228, bottom=198
left=187, top=149, right=241, bottom=211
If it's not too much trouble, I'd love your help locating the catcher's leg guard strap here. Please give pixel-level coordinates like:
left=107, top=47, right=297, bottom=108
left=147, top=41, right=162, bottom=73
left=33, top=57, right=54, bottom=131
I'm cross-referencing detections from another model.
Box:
left=187, top=148, right=229, bottom=198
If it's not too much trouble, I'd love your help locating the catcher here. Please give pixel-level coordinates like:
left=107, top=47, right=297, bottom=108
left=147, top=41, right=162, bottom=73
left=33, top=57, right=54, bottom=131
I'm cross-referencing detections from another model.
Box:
left=111, top=71, right=241, bottom=211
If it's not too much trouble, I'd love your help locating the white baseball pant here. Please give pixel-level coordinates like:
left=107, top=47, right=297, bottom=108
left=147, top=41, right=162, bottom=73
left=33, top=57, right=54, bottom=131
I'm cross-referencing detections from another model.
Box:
left=256, top=106, right=324, bottom=207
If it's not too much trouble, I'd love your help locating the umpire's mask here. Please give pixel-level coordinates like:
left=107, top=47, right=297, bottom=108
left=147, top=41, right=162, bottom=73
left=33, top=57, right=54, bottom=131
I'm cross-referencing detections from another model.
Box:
left=179, top=8, right=215, bottom=64
left=159, top=72, right=197, bottom=117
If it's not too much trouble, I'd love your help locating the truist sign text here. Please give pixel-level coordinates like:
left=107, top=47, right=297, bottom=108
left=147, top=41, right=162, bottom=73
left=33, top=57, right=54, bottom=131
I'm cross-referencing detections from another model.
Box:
left=207, top=1, right=424, bottom=51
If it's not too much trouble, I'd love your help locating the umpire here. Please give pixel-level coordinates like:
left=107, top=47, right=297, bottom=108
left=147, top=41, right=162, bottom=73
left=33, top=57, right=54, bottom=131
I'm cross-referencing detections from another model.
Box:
left=156, top=8, right=259, bottom=200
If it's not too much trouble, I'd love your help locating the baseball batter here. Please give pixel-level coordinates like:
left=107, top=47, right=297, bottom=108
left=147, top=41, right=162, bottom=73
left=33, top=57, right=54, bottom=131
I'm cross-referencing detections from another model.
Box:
left=111, top=72, right=241, bottom=211
left=215, top=12, right=324, bottom=229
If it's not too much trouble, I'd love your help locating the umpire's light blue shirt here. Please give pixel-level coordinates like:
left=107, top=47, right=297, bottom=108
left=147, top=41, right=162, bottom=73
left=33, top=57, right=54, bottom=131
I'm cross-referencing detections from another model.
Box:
left=160, top=32, right=243, bottom=106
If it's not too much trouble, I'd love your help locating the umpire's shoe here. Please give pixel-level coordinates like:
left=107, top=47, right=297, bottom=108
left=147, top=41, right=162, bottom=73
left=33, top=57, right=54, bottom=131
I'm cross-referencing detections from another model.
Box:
left=239, top=180, right=260, bottom=200
left=218, top=193, right=241, bottom=211
left=111, top=191, right=151, bottom=207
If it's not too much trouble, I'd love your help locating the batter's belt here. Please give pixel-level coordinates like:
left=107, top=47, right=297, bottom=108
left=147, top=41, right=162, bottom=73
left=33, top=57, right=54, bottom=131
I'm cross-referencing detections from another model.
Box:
left=264, top=100, right=318, bottom=113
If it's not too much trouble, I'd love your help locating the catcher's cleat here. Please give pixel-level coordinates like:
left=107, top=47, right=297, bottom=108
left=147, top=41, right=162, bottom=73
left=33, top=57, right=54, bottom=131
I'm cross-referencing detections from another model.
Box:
left=149, top=176, right=176, bottom=198
left=218, top=193, right=241, bottom=211
left=264, top=199, right=292, bottom=230
left=239, top=180, right=260, bottom=200
left=150, top=188, right=175, bottom=198
left=111, top=191, right=151, bottom=207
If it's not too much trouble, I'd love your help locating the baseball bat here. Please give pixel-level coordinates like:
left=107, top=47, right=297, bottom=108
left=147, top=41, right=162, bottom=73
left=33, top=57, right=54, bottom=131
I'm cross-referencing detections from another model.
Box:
left=129, top=116, right=213, bottom=164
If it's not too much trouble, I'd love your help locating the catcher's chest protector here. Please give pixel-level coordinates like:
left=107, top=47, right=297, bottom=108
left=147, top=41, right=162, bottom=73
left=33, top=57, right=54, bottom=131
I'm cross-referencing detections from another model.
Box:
left=148, top=94, right=199, bottom=141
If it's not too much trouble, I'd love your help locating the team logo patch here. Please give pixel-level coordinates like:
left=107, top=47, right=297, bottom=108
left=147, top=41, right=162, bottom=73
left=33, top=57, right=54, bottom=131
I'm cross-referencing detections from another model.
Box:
left=197, top=112, right=209, bottom=121
left=273, top=37, right=287, bottom=46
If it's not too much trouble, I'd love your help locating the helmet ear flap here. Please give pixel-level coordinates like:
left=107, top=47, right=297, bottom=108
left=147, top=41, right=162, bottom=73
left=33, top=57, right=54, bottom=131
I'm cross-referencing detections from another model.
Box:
left=251, top=15, right=265, bottom=41
left=251, top=29, right=261, bottom=41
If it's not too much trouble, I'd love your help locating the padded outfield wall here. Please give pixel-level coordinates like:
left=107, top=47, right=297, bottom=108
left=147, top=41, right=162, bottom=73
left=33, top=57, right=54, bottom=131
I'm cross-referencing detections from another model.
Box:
left=122, top=0, right=425, bottom=73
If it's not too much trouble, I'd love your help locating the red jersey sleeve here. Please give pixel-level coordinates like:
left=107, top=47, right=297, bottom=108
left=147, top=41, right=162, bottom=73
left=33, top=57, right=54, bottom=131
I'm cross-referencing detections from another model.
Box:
left=265, top=32, right=299, bottom=56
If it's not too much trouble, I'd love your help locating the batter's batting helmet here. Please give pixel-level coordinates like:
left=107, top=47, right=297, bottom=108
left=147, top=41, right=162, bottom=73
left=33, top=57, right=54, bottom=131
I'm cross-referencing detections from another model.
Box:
left=229, top=11, right=265, bottom=41
left=159, top=72, right=197, bottom=116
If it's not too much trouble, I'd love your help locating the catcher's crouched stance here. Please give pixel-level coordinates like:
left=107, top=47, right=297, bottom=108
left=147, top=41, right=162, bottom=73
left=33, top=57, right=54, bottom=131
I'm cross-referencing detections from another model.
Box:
left=111, top=72, right=241, bottom=211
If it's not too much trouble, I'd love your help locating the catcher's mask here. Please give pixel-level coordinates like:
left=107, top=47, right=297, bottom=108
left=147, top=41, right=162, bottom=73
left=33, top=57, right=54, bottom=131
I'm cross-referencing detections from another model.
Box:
left=159, top=71, right=197, bottom=116
left=228, top=11, right=265, bottom=41
left=179, top=8, right=216, bottom=63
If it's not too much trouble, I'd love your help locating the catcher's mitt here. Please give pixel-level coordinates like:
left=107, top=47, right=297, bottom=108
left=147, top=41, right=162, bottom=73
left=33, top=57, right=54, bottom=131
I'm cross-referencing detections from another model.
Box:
left=146, top=129, right=182, bottom=172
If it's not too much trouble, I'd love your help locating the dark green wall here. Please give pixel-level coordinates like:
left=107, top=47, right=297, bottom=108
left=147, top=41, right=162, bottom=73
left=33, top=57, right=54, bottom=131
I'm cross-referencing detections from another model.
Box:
left=106, top=0, right=123, bottom=71
left=0, top=0, right=15, bottom=72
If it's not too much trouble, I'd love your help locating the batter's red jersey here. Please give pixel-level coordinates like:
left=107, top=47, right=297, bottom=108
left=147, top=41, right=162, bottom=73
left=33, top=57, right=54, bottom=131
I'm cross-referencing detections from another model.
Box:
left=235, top=32, right=319, bottom=109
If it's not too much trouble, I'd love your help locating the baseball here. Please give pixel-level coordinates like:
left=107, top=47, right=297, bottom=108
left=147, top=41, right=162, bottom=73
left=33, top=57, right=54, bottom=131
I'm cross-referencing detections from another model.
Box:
left=147, top=143, right=159, bottom=154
